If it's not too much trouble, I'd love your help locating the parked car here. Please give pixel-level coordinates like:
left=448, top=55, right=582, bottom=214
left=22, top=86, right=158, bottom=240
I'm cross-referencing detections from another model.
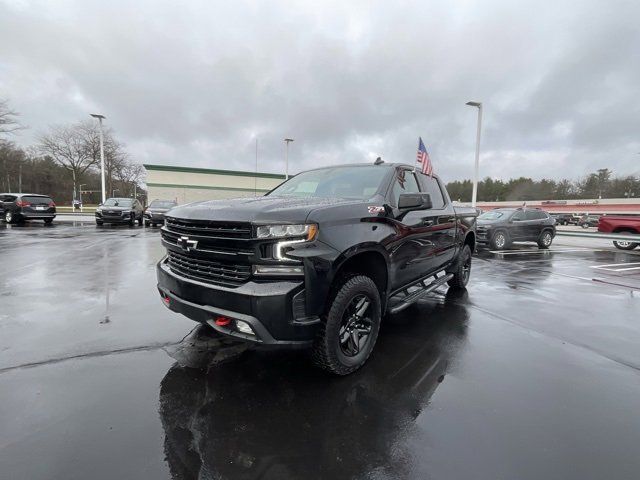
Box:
left=0, top=193, right=56, bottom=224
left=598, top=216, right=640, bottom=250
left=579, top=214, right=600, bottom=228
left=477, top=207, right=556, bottom=250
left=551, top=213, right=573, bottom=226
left=144, top=199, right=177, bottom=227
left=156, top=161, right=477, bottom=375
left=95, top=197, right=144, bottom=226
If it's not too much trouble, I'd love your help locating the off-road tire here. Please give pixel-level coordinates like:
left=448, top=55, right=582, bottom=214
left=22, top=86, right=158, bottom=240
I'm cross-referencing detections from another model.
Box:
left=613, top=231, right=639, bottom=250
left=490, top=230, right=509, bottom=250
left=447, top=245, right=472, bottom=289
left=311, top=275, right=381, bottom=376
left=537, top=230, right=553, bottom=249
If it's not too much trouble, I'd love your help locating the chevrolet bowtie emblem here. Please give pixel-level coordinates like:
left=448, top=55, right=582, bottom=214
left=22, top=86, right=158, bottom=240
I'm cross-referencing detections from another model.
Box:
left=177, top=236, right=198, bottom=252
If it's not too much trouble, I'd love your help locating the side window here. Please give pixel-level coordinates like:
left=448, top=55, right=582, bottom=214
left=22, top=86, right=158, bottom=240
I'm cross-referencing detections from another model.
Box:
left=526, top=210, right=546, bottom=220
left=391, top=170, right=420, bottom=206
left=417, top=173, right=445, bottom=209
left=511, top=210, right=526, bottom=221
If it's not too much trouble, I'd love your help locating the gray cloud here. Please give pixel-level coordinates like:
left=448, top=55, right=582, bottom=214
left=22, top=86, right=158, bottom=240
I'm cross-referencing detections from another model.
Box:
left=1, top=0, right=639, bottom=184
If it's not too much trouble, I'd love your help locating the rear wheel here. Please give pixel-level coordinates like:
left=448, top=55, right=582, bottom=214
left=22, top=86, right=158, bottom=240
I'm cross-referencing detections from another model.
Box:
left=311, top=275, right=381, bottom=376
left=537, top=230, right=553, bottom=249
left=144, top=220, right=150, bottom=227
left=490, top=230, right=509, bottom=250
left=448, top=245, right=472, bottom=289
left=613, top=231, right=639, bottom=250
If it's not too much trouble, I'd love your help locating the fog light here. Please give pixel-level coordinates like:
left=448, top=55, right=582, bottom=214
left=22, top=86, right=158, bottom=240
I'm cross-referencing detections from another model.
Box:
left=253, top=265, right=304, bottom=276
left=235, top=320, right=255, bottom=335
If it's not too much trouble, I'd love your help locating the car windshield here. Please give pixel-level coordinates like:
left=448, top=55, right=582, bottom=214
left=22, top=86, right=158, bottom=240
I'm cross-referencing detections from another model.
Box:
left=478, top=211, right=505, bottom=220
left=103, top=198, right=133, bottom=207
left=268, top=165, right=390, bottom=199
left=149, top=201, right=176, bottom=208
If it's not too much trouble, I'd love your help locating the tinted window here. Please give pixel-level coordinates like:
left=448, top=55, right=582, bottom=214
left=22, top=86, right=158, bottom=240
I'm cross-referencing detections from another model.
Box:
left=22, top=196, right=52, bottom=205
left=417, top=173, right=445, bottom=209
left=511, top=210, right=526, bottom=221
left=478, top=211, right=505, bottom=220
left=525, top=210, right=547, bottom=220
left=391, top=170, right=420, bottom=206
left=269, top=166, right=389, bottom=200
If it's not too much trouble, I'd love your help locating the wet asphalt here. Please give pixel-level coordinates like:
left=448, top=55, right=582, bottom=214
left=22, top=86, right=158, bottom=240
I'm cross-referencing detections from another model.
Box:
left=1, top=221, right=639, bottom=480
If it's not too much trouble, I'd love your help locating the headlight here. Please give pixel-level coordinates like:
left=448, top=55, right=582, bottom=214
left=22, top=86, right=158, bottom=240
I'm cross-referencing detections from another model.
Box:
left=256, top=224, right=318, bottom=241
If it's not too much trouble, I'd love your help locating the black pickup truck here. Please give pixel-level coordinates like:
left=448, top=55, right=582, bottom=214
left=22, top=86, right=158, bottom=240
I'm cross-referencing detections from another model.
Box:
left=157, top=161, right=476, bottom=374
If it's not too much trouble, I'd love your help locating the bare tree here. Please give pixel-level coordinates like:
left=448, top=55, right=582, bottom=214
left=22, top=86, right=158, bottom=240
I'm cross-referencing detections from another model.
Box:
left=0, top=99, right=25, bottom=143
left=38, top=121, right=99, bottom=202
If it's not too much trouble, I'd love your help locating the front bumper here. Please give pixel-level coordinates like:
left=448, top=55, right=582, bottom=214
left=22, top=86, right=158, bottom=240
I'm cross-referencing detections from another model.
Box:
left=96, top=213, right=133, bottom=223
left=156, top=258, right=319, bottom=346
left=144, top=212, right=166, bottom=222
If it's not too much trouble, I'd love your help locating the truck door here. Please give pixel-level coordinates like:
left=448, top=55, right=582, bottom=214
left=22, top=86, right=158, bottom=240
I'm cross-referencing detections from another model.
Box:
left=387, top=169, right=452, bottom=290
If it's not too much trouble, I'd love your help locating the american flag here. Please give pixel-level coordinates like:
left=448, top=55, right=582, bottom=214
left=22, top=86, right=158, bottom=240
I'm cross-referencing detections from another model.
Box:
left=416, top=137, right=433, bottom=176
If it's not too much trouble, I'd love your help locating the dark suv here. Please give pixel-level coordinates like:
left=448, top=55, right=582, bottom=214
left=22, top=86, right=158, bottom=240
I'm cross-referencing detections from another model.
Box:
left=144, top=199, right=177, bottom=227
left=0, top=193, right=56, bottom=224
left=95, top=197, right=144, bottom=226
left=477, top=207, right=556, bottom=250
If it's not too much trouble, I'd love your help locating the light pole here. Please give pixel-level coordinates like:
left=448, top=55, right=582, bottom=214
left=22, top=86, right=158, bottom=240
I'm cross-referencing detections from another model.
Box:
left=65, top=166, right=77, bottom=209
left=465, top=101, right=483, bottom=207
left=90, top=113, right=106, bottom=204
left=112, top=189, right=119, bottom=198
left=284, top=138, right=294, bottom=179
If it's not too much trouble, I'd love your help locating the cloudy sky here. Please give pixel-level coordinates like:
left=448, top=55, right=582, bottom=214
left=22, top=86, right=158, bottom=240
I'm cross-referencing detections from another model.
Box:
left=1, top=0, right=638, bottom=183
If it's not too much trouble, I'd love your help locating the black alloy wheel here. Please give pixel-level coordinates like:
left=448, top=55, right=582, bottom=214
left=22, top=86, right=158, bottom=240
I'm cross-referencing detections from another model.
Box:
left=338, top=294, right=373, bottom=357
left=448, top=244, right=472, bottom=289
left=312, top=275, right=381, bottom=375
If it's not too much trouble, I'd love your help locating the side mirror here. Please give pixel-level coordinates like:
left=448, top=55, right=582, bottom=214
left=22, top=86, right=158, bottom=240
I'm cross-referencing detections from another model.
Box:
left=398, top=193, right=432, bottom=211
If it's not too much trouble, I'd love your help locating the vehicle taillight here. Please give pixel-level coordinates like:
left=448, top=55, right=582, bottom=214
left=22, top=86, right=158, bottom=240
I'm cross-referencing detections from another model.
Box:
left=16, top=201, right=31, bottom=207
left=49, top=201, right=56, bottom=207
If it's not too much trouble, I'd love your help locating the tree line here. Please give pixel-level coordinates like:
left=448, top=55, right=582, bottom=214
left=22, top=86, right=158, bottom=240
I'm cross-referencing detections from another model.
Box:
left=447, top=169, right=639, bottom=202
left=0, top=98, right=145, bottom=206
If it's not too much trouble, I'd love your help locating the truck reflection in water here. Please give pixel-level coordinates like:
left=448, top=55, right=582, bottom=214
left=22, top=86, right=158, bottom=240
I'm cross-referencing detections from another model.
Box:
left=158, top=289, right=470, bottom=480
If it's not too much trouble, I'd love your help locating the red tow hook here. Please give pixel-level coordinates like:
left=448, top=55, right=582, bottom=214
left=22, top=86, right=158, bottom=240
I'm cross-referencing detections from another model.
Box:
left=215, top=316, right=232, bottom=326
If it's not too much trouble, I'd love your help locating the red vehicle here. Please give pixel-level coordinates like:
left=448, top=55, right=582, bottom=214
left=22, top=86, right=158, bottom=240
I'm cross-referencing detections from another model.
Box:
left=597, top=216, right=640, bottom=250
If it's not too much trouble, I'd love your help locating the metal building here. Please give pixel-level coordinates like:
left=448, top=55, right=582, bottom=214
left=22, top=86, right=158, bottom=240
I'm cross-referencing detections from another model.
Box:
left=143, top=164, right=286, bottom=205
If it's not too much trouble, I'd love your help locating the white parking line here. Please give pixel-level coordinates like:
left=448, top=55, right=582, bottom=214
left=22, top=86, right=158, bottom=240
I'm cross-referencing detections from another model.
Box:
left=590, top=262, right=640, bottom=269
left=590, top=262, right=640, bottom=272
left=489, top=248, right=593, bottom=255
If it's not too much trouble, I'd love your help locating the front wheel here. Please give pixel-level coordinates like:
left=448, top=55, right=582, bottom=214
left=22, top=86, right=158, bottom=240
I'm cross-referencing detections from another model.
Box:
left=448, top=245, right=472, bottom=289
left=311, top=275, right=381, bottom=376
left=537, top=230, right=553, bottom=249
left=490, top=231, right=509, bottom=250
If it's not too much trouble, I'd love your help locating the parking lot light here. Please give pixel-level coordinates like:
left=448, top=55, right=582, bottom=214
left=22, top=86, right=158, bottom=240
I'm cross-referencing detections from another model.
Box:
left=465, top=101, right=483, bottom=208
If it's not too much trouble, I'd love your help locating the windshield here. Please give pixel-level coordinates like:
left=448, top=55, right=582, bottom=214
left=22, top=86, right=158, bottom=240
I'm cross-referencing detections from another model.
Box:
left=103, top=198, right=133, bottom=207
left=478, top=211, right=505, bottom=220
left=149, top=200, right=176, bottom=209
left=268, top=166, right=390, bottom=200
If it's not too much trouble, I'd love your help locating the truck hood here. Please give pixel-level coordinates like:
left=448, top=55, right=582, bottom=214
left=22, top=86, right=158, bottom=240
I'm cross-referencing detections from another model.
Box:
left=167, top=195, right=361, bottom=224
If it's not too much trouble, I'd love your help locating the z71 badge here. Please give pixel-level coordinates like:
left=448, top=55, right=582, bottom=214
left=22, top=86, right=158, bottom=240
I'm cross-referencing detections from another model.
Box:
left=367, top=206, right=385, bottom=214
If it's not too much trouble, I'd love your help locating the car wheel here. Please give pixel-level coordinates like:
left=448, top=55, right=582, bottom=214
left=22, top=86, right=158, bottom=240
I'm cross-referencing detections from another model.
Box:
left=96, top=220, right=103, bottom=226
left=5, top=211, right=14, bottom=224
left=447, top=244, right=472, bottom=289
left=581, top=223, right=589, bottom=229
left=137, top=215, right=143, bottom=226
left=538, top=230, right=553, bottom=249
left=311, top=275, right=381, bottom=376
left=613, top=232, right=639, bottom=250
left=129, top=213, right=135, bottom=226
left=490, top=230, right=509, bottom=250
left=44, top=218, right=53, bottom=225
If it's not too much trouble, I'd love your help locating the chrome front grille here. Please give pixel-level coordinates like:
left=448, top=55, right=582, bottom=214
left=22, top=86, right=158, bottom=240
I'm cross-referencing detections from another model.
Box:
left=166, top=250, right=251, bottom=287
